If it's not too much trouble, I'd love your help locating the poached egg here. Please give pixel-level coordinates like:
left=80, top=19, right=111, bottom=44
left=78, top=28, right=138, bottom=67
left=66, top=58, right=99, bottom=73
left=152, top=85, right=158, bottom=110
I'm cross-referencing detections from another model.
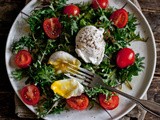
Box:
left=75, top=25, right=106, bottom=65
left=51, top=78, right=84, bottom=99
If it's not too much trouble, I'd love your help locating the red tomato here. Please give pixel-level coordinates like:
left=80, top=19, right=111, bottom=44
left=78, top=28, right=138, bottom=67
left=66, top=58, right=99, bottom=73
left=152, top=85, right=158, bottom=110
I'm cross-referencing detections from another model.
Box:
left=63, top=4, right=80, bottom=16
left=43, top=17, right=62, bottom=39
left=92, top=0, right=109, bottom=9
left=20, top=85, right=40, bottom=105
left=66, top=94, right=89, bottom=110
left=116, top=48, right=135, bottom=68
left=15, top=50, right=32, bottom=68
left=99, top=93, right=119, bottom=110
left=110, top=9, right=128, bottom=28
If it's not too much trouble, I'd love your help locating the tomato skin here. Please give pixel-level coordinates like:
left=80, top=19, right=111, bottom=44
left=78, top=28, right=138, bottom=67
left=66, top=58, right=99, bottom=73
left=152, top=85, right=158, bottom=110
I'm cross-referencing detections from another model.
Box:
left=92, top=0, right=109, bottom=9
left=110, top=9, right=128, bottom=28
left=20, top=85, right=40, bottom=105
left=66, top=94, right=89, bottom=110
left=15, top=50, right=32, bottom=68
left=116, top=48, right=135, bottom=68
left=63, top=4, right=80, bottom=16
left=43, top=17, right=62, bottom=39
left=99, top=93, right=119, bottom=110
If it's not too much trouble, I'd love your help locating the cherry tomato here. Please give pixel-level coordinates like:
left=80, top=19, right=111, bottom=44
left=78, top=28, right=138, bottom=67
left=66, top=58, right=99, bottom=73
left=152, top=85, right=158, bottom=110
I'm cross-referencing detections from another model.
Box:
left=63, top=4, right=80, bottom=17
left=99, top=93, right=119, bottom=110
left=66, top=94, right=89, bottom=110
left=43, top=17, right=62, bottom=39
left=15, top=50, right=32, bottom=68
left=116, top=48, right=135, bottom=68
left=92, top=0, right=109, bottom=9
left=20, top=85, right=40, bottom=105
left=110, top=9, right=128, bottom=28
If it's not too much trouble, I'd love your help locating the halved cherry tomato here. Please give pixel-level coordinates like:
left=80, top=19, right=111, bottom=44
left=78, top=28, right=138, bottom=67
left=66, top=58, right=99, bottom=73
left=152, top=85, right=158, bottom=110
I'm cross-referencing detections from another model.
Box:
left=116, top=47, right=135, bottom=68
left=110, top=9, right=128, bottom=28
left=15, top=50, right=32, bottom=68
left=92, top=0, right=109, bottom=9
left=99, top=93, right=119, bottom=110
left=43, top=17, right=62, bottom=39
left=66, top=94, right=89, bottom=110
left=20, top=85, right=40, bottom=105
left=63, top=4, right=80, bottom=17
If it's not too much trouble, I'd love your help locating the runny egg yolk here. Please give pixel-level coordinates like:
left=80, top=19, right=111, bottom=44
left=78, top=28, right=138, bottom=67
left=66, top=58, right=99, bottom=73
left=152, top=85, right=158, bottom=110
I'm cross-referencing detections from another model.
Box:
left=51, top=79, right=84, bottom=99
left=48, top=58, right=80, bottom=74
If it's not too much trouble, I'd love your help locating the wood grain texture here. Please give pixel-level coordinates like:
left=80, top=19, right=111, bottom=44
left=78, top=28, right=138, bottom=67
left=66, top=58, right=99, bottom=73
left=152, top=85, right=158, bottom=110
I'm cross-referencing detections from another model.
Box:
left=0, top=0, right=160, bottom=119
left=138, top=0, right=160, bottom=119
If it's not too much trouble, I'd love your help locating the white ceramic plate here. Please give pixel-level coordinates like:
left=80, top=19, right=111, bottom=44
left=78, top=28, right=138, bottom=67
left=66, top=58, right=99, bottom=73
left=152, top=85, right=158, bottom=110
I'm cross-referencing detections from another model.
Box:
left=5, top=0, right=156, bottom=120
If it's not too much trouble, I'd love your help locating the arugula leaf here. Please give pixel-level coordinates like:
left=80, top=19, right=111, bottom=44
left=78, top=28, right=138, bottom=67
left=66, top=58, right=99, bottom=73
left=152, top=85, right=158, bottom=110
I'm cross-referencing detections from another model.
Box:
left=11, top=69, right=27, bottom=81
left=11, top=35, right=35, bottom=53
left=85, top=86, right=110, bottom=98
left=36, top=96, right=66, bottom=118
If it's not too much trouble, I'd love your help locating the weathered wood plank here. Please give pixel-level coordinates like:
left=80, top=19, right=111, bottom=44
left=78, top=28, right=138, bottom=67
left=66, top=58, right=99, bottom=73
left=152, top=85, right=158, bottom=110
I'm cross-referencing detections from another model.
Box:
left=141, top=11, right=160, bottom=40
left=0, top=2, right=24, bottom=21
left=139, top=0, right=160, bottom=11
left=0, top=1, right=25, bottom=37
left=139, top=0, right=160, bottom=118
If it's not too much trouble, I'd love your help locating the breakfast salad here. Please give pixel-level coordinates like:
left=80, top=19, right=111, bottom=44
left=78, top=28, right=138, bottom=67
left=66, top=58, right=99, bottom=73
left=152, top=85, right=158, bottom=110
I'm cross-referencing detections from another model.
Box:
left=11, top=0, right=145, bottom=118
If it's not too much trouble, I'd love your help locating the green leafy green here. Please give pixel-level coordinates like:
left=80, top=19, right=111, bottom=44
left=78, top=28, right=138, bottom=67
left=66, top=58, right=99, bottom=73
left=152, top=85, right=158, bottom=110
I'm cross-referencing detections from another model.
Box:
left=11, top=69, right=27, bottom=81
left=85, top=86, right=110, bottom=98
left=11, top=36, right=35, bottom=53
left=36, top=95, right=66, bottom=118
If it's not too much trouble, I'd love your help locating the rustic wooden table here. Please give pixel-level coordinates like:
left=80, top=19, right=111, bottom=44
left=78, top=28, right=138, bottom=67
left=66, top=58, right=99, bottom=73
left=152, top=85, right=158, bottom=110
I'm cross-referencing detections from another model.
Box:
left=0, top=0, right=160, bottom=119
